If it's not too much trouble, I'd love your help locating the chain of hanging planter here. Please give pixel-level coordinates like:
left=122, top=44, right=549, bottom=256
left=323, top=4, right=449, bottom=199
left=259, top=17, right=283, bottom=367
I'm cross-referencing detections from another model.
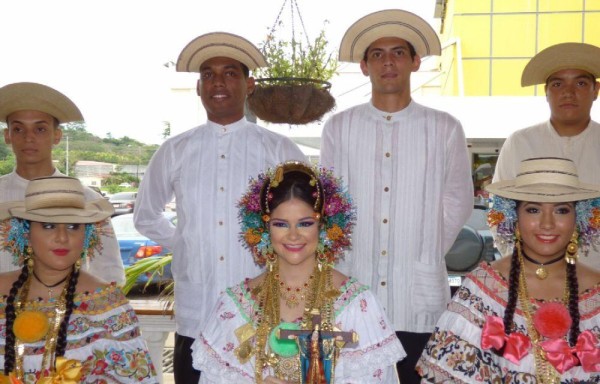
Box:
left=247, top=0, right=337, bottom=125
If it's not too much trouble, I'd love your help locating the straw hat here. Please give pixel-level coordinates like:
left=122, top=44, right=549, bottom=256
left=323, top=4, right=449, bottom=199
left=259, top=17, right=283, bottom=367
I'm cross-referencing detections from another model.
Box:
left=338, top=9, right=441, bottom=63
left=0, top=177, right=114, bottom=223
left=486, top=157, right=600, bottom=202
left=0, top=82, right=84, bottom=123
left=176, top=32, right=268, bottom=73
left=521, top=42, right=600, bottom=86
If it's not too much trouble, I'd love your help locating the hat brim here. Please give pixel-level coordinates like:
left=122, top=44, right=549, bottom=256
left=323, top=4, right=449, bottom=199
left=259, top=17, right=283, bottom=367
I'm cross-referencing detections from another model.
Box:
left=176, top=32, right=267, bottom=72
left=486, top=181, right=600, bottom=203
left=521, top=43, right=600, bottom=86
left=0, top=82, right=83, bottom=123
left=339, top=9, right=441, bottom=63
left=0, top=198, right=114, bottom=224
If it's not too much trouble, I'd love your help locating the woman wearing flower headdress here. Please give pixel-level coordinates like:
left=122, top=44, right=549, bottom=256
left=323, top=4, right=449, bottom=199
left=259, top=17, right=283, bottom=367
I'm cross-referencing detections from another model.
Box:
left=0, top=176, right=157, bottom=383
left=417, top=157, right=600, bottom=383
left=191, top=161, right=405, bottom=383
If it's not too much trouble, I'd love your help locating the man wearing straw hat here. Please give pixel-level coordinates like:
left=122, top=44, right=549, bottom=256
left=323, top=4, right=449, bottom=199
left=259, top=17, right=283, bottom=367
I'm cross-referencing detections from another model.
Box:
left=320, top=9, right=473, bottom=384
left=0, top=82, right=125, bottom=284
left=134, top=32, right=305, bottom=382
left=493, top=42, right=600, bottom=268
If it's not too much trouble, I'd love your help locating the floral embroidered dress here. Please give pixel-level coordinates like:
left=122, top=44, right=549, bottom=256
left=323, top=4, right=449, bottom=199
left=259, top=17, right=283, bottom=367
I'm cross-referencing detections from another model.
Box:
left=0, top=284, right=158, bottom=383
left=192, top=277, right=405, bottom=383
left=417, top=263, right=600, bottom=383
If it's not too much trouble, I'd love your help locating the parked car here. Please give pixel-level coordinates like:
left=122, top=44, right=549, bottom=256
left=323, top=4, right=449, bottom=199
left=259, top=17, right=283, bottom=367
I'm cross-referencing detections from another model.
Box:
left=109, top=192, right=137, bottom=216
left=87, top=185, right=107, bottom=198
left=112, top=212, right=175, bottom=285
left=445, top=203, right=501, bottom=290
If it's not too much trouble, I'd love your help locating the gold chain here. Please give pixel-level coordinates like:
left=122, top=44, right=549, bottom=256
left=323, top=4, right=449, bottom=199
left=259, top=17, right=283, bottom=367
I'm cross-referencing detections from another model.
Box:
left=516, top=243, right=562, bottom=384
left=253, top=260, right=338, bottom=383
left=14, top=270, right=71, bottom=380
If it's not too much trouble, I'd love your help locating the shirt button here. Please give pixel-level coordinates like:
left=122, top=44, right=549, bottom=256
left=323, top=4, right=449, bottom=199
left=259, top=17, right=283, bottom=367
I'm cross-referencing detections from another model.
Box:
left=222, top=128, right=227, bottom=133
left=381, top=281, right=387, bottom=286
left=219, top=256, right=224, bottom=261
left=384, top=187, right=389, bottom=192
left=381, top=250, right=387, bottom=256
left=385, top=152, right=391, bottom=158
left=219, top=186, right=225, bottom=192
left=218, top=221, right=223, bottom=226
left=383, top=218, right=388, bottom=224
left=220, top=154, right=226, bottom=159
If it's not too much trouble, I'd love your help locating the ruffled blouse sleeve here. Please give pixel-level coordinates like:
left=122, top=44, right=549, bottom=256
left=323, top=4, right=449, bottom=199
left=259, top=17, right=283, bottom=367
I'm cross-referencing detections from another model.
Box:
left=191, top=283, right=256, bottom=383
left=333, top=279, right=405, bottom=383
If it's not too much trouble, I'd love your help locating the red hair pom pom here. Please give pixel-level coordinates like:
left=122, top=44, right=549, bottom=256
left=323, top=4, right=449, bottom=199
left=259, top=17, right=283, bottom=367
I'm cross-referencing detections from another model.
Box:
left=533, top=302, right=572, bottom=339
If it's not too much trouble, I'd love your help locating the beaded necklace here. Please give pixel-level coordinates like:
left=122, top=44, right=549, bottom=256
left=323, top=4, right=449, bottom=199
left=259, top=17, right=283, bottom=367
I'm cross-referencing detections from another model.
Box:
left=251, top=260, right=338, bottom=383
left=275, top=272, right=314, bottom=308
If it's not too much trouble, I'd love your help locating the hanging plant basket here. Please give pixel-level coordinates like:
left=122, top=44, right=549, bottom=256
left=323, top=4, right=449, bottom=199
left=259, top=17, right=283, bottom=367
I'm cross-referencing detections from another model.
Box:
left=248, top=77, right=335, bottom=125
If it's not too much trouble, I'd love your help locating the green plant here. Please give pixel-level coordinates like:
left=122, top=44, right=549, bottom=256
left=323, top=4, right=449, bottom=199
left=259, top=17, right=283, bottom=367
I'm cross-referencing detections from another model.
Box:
left=254, top=22, right=338, bottom=83
left=123, top=255, right=174, bottom=311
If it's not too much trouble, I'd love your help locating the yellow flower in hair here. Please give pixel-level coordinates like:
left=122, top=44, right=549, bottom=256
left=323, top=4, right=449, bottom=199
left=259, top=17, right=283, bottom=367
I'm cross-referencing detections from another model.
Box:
left=589, top=208, right=600, bottom=229
left=14, top=310, right=49, bottom=343
left=244, top=230, right=262, bottom=246
left=327, top=225, right=343, bottom=241
left=487, top=210, right=505, bottom=227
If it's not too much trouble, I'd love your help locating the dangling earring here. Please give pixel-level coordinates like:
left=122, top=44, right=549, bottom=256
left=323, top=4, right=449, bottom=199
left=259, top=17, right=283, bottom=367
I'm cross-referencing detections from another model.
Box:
left=565, top=231, right=579, bottom=265
left=26, top=255, right=34, bottom=273
left=266, top=253, right=277, bottom=272
left=75, top=258, right=82, bottom=272
left=317, top=252, right=328, bottom=272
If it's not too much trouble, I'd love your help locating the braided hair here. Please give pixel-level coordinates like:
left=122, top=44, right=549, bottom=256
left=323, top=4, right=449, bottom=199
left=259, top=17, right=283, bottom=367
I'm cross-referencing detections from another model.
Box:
left=566, top=263, right=580, bottom=346
left=55, top=266, right=80, bottom=356
left=502, top=246, right=521, bottom=335
left=3, top=263, right=31, bottom=374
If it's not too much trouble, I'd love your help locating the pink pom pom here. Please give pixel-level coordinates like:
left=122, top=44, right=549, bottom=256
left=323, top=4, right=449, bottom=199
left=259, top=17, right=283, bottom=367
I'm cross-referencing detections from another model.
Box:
left=533, top=302, right=572, bottom=339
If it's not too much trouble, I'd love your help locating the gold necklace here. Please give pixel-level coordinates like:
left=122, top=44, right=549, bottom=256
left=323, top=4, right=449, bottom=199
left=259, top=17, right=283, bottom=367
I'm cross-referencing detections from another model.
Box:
left=275, top=273, right=314, bottom=308
left=14, top=270, right=71, bottom=381
left=251, top=260, right=338, bottom=383
left=520, top=250, right=565, bottom=280
left=517, top=244, right=564, bottom=384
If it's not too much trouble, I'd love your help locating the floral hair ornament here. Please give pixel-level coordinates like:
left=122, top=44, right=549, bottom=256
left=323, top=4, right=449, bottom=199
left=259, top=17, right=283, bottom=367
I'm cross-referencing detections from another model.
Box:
left=0, top=218, right=107, bottom=267
left=486, top=157, right=600, bottom=255
left=0, top=176, right=114, bottom=266
left=487, top=194, right=600, bottom=257
left=238, top=161, right=356, bottom=266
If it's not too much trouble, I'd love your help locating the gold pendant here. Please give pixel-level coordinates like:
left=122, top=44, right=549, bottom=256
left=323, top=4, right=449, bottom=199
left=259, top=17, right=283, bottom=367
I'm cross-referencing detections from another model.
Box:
left=535, top=266, right=548, bottom=280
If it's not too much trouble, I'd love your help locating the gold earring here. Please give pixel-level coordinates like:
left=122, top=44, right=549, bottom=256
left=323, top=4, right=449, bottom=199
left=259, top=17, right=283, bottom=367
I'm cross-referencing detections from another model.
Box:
left=565, top=231, right=579, bottom=265
left=266, top=253, right=277, bottom=272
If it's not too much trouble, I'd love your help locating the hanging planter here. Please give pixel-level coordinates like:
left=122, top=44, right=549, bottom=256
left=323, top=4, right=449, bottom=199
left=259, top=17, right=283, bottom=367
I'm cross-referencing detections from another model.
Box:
left=247, top=0, right=338, bottom=125
left=248, top=77, right=335, bottom=125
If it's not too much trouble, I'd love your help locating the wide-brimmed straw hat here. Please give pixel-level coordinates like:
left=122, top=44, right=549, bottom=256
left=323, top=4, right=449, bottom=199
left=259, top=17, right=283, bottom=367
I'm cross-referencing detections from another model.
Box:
left=0, top=177, right=114, bottom=223
left=0, top=82, right=84, bottom=123
left=176, top=32, right=268, bottom=72
left=521, top=42, right=600, bottom=86
left=486, top=157, right=600, bottom=202
left=338, top=9, right=441, bottom=63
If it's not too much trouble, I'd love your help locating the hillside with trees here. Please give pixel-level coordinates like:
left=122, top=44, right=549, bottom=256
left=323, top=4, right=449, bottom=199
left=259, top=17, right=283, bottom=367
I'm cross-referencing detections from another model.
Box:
left=0, top=122, right=160, bottom=184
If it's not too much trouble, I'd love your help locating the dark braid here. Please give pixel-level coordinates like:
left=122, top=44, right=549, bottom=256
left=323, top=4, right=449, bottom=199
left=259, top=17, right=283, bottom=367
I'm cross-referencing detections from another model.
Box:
left=566, top=263, right=580, bottom=346
left=55, top=266, right=80, bottom=357
left=3, top=264, right=30, bottom=375
left=503, top=246, right=521, bottom=335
